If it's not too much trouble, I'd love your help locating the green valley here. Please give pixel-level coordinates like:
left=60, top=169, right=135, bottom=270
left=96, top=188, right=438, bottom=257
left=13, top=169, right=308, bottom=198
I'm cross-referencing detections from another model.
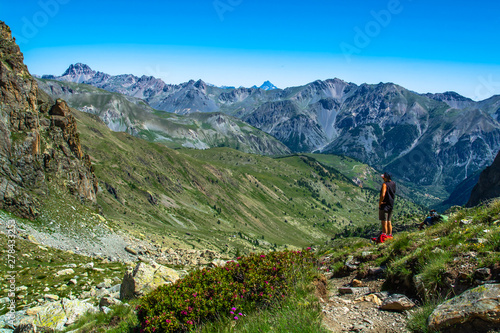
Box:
left=72, top=108, right=423, bottom=254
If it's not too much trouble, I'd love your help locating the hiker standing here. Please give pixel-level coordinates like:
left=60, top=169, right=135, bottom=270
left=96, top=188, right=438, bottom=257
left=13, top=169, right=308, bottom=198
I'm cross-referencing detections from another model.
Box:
left=375, top=172, right=396, bottom=243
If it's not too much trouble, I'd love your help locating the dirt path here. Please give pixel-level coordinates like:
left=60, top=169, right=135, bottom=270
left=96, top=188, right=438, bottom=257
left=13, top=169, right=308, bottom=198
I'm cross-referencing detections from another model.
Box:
left=319, top=274, right=415, bottom=332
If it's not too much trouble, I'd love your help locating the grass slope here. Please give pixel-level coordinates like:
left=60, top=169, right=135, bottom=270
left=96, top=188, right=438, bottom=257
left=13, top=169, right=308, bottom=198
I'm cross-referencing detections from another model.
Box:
left=306, top=153, right=444, bottom=208
left=57, top=200, right=500, bottom=332
left=319, top=199, right=500, bottom=331
left=0, top=213, right=127, bottom=314
left=73, top=109, right=422, bottom=254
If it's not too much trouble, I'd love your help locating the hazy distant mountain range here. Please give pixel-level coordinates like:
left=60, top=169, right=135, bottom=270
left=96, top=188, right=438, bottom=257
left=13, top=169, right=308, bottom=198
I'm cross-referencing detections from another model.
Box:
left=41, top=63, right=500, bottom=203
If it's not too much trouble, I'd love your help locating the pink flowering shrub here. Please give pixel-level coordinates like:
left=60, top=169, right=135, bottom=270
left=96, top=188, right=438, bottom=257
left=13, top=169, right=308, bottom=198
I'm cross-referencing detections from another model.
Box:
left=137, top=249, right=316, bottom=332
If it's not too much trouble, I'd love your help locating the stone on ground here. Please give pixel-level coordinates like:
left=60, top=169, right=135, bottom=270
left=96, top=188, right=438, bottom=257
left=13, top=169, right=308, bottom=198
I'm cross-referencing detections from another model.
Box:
left=428, top=284, right=500, bottom=332
left=379, top=294, right=415, bottom=312
left=120, top=261, right=180, bottom=300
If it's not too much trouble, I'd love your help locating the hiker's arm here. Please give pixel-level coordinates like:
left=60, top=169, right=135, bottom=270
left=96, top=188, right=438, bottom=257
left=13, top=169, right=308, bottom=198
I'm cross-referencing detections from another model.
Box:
left=379, top=183, right=386, bottom=207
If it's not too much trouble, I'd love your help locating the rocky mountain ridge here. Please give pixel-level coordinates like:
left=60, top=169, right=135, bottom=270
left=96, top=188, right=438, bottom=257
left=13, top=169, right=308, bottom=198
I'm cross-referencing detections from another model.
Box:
left=36, top=78, right=291, bottom=155
left=44, top=64, right=500, bottom=201
left=467, top=150, right=500, bottom=207
left=0, top=23, right=97, bottom=220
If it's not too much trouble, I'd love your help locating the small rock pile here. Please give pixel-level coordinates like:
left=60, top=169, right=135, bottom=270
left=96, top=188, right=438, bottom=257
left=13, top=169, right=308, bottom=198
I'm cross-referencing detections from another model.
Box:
left=1, top=257, right=232, bottom=332
left=157, top=248, right=220, bottom=266
left=320, top=275, right=415, bottom=332
left=319, top=253, right=500, bottom=332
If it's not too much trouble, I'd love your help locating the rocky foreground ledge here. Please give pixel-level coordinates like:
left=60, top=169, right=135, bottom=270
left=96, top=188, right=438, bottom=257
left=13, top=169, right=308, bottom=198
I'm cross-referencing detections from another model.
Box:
left=0, top=211, right=227, bottom=332
left=0, top=246, right=231, bottom=332
left=2, top=230, right=500, bottom=333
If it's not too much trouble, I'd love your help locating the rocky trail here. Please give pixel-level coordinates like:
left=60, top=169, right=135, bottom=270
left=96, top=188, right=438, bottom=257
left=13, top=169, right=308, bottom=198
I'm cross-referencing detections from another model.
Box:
left=319, top=273, right=415, bottom=332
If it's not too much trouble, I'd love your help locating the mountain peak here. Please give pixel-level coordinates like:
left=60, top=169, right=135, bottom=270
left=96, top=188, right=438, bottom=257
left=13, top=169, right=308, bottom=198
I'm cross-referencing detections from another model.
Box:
left=62, top=63, right=95, bottom=77
left=194, top=79, right=207, bottom=90
left=259, top=81, right=278, bottom=91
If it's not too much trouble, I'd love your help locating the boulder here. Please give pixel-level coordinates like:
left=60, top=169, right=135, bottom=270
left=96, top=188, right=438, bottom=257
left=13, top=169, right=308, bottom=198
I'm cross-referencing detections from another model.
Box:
left=354, top=294, right=383, bottom=306
left=368, top=267, right=385, bottom=276
left=475, top=268, right=492, bottom=281
left=120, top=261, right=180, bottom=300
left=108, top=284, right=121, bottom=294
left=99, top=296, right=121, bottom=308
left=20, top=302, right=66, bottom=331
left=428, top=284, right=500, bottom=332
left=351, top=279, right=363, bottom=287
left=338, top=287, right=370, bottom=296
left=54, top=269, right=74, bottom=277
left=380, top=294, right=415, bottom=312
left=97, top=279, right=113, bottom=289
left=345, top=255, right=359, bottom=271
left=101, top=306, right=112, bottom=315
left=62, top=298, right=98, bottom=326
left=82, top=262, right=94, bottom=269
left=44, top=294, right=59, bottom=301
left=16, top=299, right=98, bottom=331
left=209, top=259, right=228, bottom=267
left=373, top=291, right=390, bottom=301
left=124, top=246, right=138, bottom=255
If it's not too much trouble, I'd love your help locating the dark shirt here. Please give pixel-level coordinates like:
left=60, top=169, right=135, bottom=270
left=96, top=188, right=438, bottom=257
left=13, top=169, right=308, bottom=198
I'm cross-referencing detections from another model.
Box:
left=381, top=180, right=396, bottom=211
left=424, top=214, right=441, bottom=226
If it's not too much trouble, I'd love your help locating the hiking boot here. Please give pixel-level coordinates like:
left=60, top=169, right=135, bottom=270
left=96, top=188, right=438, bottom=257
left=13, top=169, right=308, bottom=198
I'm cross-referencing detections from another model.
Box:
left=375, top=234, right=387, bottom=244
left=386, top=234, right=393, bottom=239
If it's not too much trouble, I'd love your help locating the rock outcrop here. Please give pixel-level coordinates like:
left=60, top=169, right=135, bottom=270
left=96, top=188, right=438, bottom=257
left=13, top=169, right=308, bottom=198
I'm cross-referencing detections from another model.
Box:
left=0, top=21, right=97, bottom=219
left=379, top=294, right=415, bottom=312
left=467, top=150, right=500, bottom=207
left=428, top=284, right=500, bottom=332
left=120, top=261, right=180, bottom=300
left=2, top=298, right=98, bottom=331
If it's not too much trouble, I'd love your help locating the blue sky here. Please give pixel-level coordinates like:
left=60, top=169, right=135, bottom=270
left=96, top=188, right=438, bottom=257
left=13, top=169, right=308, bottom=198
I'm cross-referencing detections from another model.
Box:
left=2, top=0, right=500, bottom=100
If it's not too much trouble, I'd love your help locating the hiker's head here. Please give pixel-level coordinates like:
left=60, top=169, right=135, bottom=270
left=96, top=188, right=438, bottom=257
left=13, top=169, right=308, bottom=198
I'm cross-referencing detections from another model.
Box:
left=381, top=172, right=392, bottom=181
left=430, top=209, right=437, bottom=216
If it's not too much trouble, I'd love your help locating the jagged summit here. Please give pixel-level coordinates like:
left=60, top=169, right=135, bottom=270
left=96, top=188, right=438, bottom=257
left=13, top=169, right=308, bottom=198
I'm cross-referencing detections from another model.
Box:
left=251, top=81, right=279, bottom=90
left=424, top=91, right=477, bottom=109
left=62, top=63, right=95, bottom=76
left=259, top=81, right=278, bottom=90
left=55, top=63, right=97, bottom=84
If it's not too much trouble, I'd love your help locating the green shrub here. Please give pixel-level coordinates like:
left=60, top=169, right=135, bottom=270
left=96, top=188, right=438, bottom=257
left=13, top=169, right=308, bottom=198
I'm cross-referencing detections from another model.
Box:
left=419, top=252, right=452, bottom=297
left=64, top=302, right=139, bottom=333
left=390, top=233, right=412, bottom=254
left=406, top=298, right=441, bottom=333
left=198, top=281, right=327, bottom=333
left=137, top=249, right=316, bottom=332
